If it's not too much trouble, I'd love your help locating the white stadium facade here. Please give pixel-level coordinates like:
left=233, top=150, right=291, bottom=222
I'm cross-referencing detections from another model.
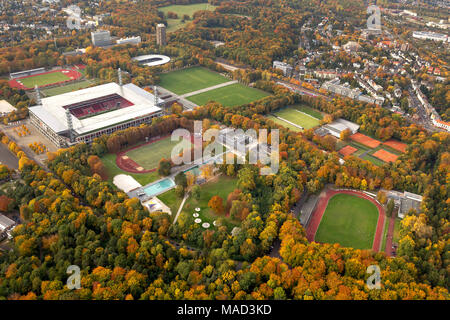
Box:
left=29, top=81, right=164, bottom=148
left=132, top=54, right=171, bottom=67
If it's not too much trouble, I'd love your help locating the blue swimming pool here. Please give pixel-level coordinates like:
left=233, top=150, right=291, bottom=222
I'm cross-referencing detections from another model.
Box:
left=143, top=178, right=175, bottom=197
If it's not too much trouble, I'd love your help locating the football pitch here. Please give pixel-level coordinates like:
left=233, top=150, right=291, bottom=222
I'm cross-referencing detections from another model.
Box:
left=19, top=72, right=70, bottom=88
left=315, top=193, right=379, bottom=249
left=272, top=107, right=320, bottom=130
left=159, top=67, right=229, bottom=95
left=42, top=80, right=96, bottom=97
left=125, top=137, right=192, bottom=170
left=187, top=83, right=270, bottom=107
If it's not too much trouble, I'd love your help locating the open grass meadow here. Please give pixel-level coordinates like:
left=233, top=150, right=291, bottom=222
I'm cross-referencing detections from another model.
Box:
left=157, top=188, right=183, bottom=219
left=19, top=71, right=70, bottom=88
left=101, top=153, right=159, bottom=186
left=186, top=83, right=270, bottom=107
left=126, top=137, right=192, bottom=170
left=158, top=3, right=217, bottom=32
left=159, top=67, right=229, bottom=95
left=315, top=193, right=379, bottom=249
left=181, top=176, right=240, bottom=230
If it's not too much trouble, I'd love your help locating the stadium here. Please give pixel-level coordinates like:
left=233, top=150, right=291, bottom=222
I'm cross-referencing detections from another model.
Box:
left=29, top=79, right=164, bottom=148
left=132, top=54, right=171, bottom=67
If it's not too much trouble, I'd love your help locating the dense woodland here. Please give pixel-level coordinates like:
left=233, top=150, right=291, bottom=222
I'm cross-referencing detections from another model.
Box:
left=0, top=0, right=448, bottom=300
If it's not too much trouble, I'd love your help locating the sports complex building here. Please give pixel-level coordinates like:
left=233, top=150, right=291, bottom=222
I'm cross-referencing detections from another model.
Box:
left=29, top=81, right=164, bottom=148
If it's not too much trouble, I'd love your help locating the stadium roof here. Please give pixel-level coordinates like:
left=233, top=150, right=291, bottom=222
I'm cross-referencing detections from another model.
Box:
left=132, top=54, right=171, bottom=67
left=29, top=83, right=162, bottom=135
left=0, top=100, right=16, bottom=114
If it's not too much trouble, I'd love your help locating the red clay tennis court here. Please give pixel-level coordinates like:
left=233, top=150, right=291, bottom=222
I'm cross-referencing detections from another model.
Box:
left=372, top=149, right=398, bottom=163
left=350, top=133, right=381, bottom=148
left=338, top=145, right=357, bottom=157
left=382, top=139, right=407, bottom=153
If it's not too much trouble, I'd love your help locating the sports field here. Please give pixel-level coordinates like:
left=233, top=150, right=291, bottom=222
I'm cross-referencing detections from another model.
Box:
left=159, top=67, right=229, bottom=95
left=42, top=80, right=96, bottom=97
left=315, top=193, right=379, bottom=249
left=266, top=115, right=302, bottom=132
left=350, top=133, right=381, bottom=148
left=272, top=107, right=321, bottom=130
left=158, top=3, right=217, bottom=32
left=19, top=71, right=70, bottom=88
left=187, top=83, right=270, bottom=107
left=125, top=137, right=192, bottom=170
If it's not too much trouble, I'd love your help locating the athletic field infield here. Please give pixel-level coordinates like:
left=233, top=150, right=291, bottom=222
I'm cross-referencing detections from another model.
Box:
left=159, top=67, right=229, bottom=95
left=125, top=136, right=192, bottom=170
left=314, top=193, right=380, bottom=249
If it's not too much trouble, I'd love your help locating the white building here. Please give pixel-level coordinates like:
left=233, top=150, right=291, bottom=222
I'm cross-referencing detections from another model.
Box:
left=116, top=36, right=141, bottom=45
left=0, top=100, right=16, bottom=116
left=432, top=118, right=450, bottom=132
left=91, top=30, right=112, bottom=47
left=317, top=118, right=360, bottom=138
left=412, top=31, right=449, bottom=42
left=273, top=61, right=293, bottom=77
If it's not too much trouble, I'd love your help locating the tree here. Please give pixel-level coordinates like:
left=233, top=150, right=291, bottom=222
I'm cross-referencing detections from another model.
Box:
left=208, top=195, right=224, bottom=215
left=175, top=185, right=185, bottom=198
left=191, top=185, right=201, bottom=200
left=174, top=172, right=187, bottom=189
left=158, top=159, right=172, bottom=176
left=386, top=199, right=395, bottom=217
left=340, top=128, right=351, bottom=141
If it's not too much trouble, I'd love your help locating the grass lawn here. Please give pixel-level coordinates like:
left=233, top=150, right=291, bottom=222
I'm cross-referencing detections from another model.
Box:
left=157, top=189, right=183, bottom=219
left=182, top=176, right=240, bottom=230
left=266, top=115, right=302, bottom=132
left=315, top=193, right=380, bottom=250
left=19, top=71, right=70, bottom=88
left=101, top=153, right=160, bottom=186
left=159, top=67, right=229, bottom=95
left=126, top=137, right=192, bottom=170
left=381, top=216, right=390, bottom=251
left=273, top=107, right=320, bottom=129
left=293, top=104, right=324, bottom=120
left=361, top=153, right=386, bottom=166
left=187, top=83, right=270, bottom=107
left=42, top=79, right=96, bottom=97
left=158, top=3, right=217, bottom=32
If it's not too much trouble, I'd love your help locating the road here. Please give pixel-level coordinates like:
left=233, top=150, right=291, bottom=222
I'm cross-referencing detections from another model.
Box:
left=180, top=80, right=238, bottom=98
left=0, top=143, right=19, bottom=170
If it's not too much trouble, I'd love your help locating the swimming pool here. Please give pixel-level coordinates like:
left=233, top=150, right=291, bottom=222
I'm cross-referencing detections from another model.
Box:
left=143, top=178, right=175, bottom=197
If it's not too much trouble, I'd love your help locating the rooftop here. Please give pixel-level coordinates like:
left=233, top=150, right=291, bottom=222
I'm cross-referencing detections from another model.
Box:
left=29, top=83, right=162, bottom=135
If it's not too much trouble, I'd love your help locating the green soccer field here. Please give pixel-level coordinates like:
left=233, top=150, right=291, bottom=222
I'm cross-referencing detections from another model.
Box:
left=187, top=83, right=270, bottom=107
left=159, top=67, right=229, bottom=95
left=266, top=115, right=302, bottom=132
left=19, top=72, right=70, bottom=88
left=272, top=107, right=320, bottom=129
left=42, top=80, right=96, bottom=97
left=126, top=137, right=192, bottom=170
left=315, top=193, right=379, bottom=249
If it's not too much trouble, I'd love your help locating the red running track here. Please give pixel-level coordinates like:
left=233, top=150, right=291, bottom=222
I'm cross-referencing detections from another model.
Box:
left=306, top=189, right=386, bottom=252
left=8, top=69, right=82, bottom=90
